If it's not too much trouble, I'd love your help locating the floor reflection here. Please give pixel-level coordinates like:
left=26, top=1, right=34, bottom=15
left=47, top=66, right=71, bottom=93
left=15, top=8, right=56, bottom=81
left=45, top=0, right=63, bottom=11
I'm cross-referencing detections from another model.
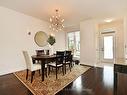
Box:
left=72, top=76, right=82, bottom=92
left=103, top=66, right=113, bottom=88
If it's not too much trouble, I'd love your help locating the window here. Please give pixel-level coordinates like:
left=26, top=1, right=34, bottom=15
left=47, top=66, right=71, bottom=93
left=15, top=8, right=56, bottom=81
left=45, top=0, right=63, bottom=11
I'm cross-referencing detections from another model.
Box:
left=67, top=31, right=80, bottom=57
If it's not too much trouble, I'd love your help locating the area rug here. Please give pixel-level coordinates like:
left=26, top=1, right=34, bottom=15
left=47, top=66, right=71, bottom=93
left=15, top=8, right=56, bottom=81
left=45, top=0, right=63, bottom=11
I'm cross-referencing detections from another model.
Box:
left=14, top=65, right=90, bottom=95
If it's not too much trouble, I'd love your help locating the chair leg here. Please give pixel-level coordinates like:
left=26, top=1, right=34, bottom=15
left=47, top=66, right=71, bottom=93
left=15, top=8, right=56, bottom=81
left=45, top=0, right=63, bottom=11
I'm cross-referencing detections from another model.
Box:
left=56, top=67, right=58, bottom=79
left=48, top=66, right=51, bottom=75
left=65, top=64, right=66, bottom=74
left=62, top=66, right=64, bottom=75
left=45, top=68, right=47, bottom=77
left=31, top=71, right=35, bottom=83
left=69, top=64, right=71, bottom=72
left=26, top=69, right=28, bottom=80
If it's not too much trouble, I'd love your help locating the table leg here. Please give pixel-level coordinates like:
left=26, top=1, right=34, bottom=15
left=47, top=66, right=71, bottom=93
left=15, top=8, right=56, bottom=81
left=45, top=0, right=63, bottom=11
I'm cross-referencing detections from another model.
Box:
left=41, top=60, right=45, bottom=81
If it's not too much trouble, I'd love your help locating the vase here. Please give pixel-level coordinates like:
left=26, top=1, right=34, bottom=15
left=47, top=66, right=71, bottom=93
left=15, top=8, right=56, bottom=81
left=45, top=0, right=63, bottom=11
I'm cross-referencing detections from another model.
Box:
left=49, top=45, right=54, bottom=55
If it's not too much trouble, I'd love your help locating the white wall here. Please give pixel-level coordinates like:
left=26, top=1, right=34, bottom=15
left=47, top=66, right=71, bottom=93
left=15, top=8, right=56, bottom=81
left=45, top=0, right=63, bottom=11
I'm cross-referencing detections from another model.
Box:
left=0, top=6, right=66, bottom=75
left=53, top=31, right=66, bottom=52
left=63, top=25, right=80, bottom=32
left=80, top=19, right=97, bottom=66
left=124, top=17, right=127, bottom=59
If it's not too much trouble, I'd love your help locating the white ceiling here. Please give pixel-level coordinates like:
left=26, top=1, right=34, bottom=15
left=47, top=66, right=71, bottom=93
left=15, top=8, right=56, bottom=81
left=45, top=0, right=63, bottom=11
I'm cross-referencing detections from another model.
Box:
left=0, top=0, right=127, bottom=27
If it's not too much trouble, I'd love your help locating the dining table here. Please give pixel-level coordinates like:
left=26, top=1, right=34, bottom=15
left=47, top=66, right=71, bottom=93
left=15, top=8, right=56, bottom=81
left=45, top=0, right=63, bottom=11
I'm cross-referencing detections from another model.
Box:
left=31, top=55, right=57, bottom=81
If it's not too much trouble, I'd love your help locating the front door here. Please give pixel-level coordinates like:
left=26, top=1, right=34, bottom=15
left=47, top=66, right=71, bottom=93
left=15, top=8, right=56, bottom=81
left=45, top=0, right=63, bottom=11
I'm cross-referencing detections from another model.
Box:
left=100, top=33, right=115, bottom=63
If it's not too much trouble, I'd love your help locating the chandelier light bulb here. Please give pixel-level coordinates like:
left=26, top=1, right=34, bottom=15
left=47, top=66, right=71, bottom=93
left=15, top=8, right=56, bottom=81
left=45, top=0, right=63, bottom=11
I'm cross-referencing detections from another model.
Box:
left=61, top=19, right=64, bottom=22
left=50, top=18, right=52, bottom=22
left=49, top=9, right=64, bottom=32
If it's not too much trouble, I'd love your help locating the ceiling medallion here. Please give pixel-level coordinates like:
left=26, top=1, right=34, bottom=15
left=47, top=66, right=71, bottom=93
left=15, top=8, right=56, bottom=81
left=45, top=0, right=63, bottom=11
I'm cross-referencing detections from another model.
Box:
left=49, top=9, right=64, bottom=32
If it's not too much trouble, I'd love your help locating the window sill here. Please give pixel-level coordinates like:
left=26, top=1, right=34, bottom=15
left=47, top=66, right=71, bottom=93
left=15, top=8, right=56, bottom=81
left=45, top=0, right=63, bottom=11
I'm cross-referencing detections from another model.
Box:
left=73, top=55, right=80, bottom=60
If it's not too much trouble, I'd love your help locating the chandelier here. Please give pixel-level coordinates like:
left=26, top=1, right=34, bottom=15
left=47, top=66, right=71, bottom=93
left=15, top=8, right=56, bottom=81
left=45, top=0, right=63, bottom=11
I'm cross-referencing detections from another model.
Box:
left=49, top=9, right=64, bottom=32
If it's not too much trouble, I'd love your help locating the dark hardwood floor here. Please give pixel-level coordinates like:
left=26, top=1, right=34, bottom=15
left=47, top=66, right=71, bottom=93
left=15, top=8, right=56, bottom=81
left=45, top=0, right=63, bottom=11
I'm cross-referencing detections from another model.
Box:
left=0, top=66, right=127, bottom=95
left=0, top=74, right=32, bottom=95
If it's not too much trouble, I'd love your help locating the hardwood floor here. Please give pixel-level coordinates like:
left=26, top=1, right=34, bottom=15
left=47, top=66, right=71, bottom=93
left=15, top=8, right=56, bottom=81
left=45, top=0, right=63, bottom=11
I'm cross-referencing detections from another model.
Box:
left=57, top=66, right=127, bottom=95
left=0, top=66, right=127, bottom=95
left=0, top=74, right=32, bottom=95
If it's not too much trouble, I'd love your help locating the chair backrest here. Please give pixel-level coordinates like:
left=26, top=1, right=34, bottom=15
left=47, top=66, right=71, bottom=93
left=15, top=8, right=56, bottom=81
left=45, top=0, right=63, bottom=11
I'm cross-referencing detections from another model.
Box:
left=22, top=51, right=33, bottom=70
left=65, top=51, right=72, bottom=62
left=36, top=50, right=44, bottom=56
left=56, top=51, right=64, bottom=55
left=65, top=51, right=72, bottom=56
left=56, top=51, right=64, bottom=65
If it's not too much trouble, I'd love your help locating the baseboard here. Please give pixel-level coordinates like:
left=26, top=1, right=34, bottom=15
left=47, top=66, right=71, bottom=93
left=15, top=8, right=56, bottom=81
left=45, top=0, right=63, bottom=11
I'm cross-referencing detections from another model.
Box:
left=80, top=64, right=94, bottom=68
left=0, top=68, right=26, bottom=76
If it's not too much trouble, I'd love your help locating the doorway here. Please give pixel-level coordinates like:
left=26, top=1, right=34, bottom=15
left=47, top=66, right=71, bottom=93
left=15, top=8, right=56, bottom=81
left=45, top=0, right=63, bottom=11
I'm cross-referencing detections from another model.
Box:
left=100, top=33, right=115, bottom=63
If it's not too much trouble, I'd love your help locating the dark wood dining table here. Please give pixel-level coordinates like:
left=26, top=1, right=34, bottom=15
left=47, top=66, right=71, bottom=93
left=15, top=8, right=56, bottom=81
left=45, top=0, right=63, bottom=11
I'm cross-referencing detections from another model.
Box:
left=31, top=55, right=57, bottom=81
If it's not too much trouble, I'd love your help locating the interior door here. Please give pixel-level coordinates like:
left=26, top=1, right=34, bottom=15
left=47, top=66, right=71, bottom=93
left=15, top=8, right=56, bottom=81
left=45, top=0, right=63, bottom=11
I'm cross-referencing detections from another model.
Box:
left=100, top=33, right=115, bottom=63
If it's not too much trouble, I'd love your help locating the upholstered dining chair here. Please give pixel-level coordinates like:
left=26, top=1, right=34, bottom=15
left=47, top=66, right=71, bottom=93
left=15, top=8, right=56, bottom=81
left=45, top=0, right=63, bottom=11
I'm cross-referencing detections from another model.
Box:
left=22, top=51, right=47, bottom=83
left=48, top=51, right=65, bottom=79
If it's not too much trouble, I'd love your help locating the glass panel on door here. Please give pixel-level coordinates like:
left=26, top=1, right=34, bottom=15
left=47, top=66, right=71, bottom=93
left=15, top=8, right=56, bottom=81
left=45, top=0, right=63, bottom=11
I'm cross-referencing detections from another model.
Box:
left=100, top=33, right=115, bottom=63
left=104, top=36, right=113, bottom=59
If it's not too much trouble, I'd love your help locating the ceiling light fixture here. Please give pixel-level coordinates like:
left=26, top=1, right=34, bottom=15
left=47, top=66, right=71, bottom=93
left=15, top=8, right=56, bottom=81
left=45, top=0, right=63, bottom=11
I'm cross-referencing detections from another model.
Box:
left=49, top=9, right=64, bottom=32
left=104, top=19, right=113, bottom=23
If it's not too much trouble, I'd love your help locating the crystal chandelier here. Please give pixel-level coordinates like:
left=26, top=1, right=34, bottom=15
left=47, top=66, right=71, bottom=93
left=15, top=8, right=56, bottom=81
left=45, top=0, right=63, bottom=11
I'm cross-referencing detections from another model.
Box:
left=49, top=9, right=64, bottom=32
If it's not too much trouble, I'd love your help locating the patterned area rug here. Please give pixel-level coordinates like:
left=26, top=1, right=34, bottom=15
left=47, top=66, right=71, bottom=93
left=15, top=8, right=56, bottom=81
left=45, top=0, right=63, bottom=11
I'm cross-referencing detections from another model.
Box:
left=14, top=65, right=90, bottom=95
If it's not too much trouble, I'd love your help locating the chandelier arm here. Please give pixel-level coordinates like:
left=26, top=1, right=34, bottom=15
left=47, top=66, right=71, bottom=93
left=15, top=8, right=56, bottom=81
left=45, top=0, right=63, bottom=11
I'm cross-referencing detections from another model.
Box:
left=49, top=9, right=64, bottom=31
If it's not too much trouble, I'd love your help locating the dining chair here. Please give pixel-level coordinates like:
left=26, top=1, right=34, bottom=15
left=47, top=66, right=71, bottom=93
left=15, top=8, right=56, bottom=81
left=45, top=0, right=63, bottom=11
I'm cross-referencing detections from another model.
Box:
left=22, top=51, right=47, bottom=83
left=48, top=51, right=65, bottom=79
left=36, top=50, right=45, bottom=56
left=64, top=51, right=73, bottom=74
